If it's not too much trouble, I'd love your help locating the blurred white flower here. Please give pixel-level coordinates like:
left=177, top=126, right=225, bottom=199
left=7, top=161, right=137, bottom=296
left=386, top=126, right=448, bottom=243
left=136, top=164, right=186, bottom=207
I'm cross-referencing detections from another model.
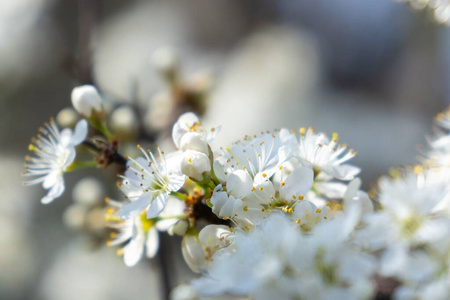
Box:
left=192, top=213, right=375, bottom=300
left=182, top=225, right=233, bottom=273
left=71, top=85, right=103, bottom=117
left=72, top=177, right=105, bottom=206
left=109, top=105, right=139, bottom=141
left=22, top=119, right=88, bottom=204
left=107, top=197, right=185, bottom=266
left=361, top=167, right=450, bottom=279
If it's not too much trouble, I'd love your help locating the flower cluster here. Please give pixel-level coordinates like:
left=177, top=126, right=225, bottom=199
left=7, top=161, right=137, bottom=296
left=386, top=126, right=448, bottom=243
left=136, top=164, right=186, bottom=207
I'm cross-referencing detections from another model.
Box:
left=23, top=83, right=450, bottom=299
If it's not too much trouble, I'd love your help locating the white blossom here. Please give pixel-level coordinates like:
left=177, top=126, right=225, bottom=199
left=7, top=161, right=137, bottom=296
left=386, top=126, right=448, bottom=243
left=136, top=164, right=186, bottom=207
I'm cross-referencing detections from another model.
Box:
left=295, top=128, right=359, bottom=180
left=214, top=129, right=296, bottom=186
left=360, top=167, right=450, bottom=279
left=117, top=146, right=185, bottom=220
left=182, top=225, right=233, bottom=273
left=23, top=119, right=88, bottom=204
left=107, top=197, right=185, bottom=266
left=192, top=213, right=376, bottom=300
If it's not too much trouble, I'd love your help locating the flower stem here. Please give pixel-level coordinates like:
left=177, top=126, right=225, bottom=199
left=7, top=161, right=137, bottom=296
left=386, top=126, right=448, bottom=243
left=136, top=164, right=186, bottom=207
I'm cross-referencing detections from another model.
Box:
left=66, top=160, right=98, bottom=172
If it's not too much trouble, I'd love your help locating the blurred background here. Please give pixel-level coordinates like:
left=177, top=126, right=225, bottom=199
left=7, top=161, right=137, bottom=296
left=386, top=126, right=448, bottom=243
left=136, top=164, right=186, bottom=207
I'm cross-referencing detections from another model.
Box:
left=1, top=0, right=449, bottom=299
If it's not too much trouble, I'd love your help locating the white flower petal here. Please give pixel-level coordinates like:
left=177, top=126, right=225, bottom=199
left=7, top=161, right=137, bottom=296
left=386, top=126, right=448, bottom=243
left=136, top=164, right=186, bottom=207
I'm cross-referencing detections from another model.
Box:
left=282, top=166, right=314, bottom=198
left=118, top=196, right=150, bottom=220
left=227, top=170, right=253, bottom=199
left=147, top=193, right=168, bottom=219
left=70, top=119, right=88, bottom=146
left=145, top=227, right=159, bottom=258
left=41, top=177, right=65, bottom=204
left=123, top=235, right=145, bottom=267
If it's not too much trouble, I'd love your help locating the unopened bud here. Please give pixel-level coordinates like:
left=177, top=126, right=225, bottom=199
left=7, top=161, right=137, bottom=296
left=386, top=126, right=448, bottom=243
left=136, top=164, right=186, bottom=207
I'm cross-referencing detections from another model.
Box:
left=180, top=150, right=211, bottom=181
left=181, top=235, right=207, bottom=273
left=170, top=284, right=198, bottom=300
left=71, top=85, right=103, bottom=117
left=180, top=132, right=209, bottom=155
left=169, top=219, right=189, bottom=236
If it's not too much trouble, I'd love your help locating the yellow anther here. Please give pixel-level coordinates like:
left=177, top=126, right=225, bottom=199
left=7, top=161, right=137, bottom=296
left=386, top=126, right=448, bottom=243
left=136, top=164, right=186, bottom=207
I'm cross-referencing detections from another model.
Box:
left=252, top=187, right=256, bottom=191
left=222, top=217, right=229, bottom=221
left=282, top=207, right=288, bottom=213
left=28, top=144, right=38, bottom=152
left=110, top=232, right=117, bottom=238
left=299, top=127, right=306, bottom=136
left=414, top=165, right=424, bottom=174
left=188, top=157, right=192, bottom=163
left=259, top=186, right=264, bottom=191
left=308, top=126, right=315, bottom=133
left=281, top=181, right=285, bottom=187
left=229, top=227, right=234, bottom=232
left=316, top=208, right=322, bottom=213
left=106, top=240, right=112, bottom=246
left=262, top=173, right=267, bottom=178
left=261, top=208, right=266, bottom=212
left=243, top=206, right=248, bottom=212
left=105, top=197, right=110, bottom=203
left=296, top=218, right=301, bottom=224
left=116, top=249, right=124, bottom=256
left=298, top=195, right=304, bottom=200
left=292, top=194, right=296, bottom=199
left=334, top=204, right=343, bottom=211
left=287, top=208, right=293, bottom=213
left=332, top=133, right=338, bottom=142
left=326, top=201, right=331, bottom=207
left=244, top=225, right=250, bottom=231
left=107, top=207, right=114, bottom=214
left=436, top=112, right=445, bottom=121
left=279, top=165, right=283, bottom=170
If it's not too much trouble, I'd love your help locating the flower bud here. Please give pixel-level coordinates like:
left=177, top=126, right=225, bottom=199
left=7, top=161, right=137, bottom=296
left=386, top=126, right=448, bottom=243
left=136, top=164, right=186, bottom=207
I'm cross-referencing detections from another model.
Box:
left=168, top=219, right=189, bottom=236
left=181, top=235, right=207, bottom=273
left=71, top=85, right=103, bottom=117
left=170, top=284, right=198, bottom=300
left=180, top=132, right=209, bottom=155
left=180, top=150, right=211, bottom=181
